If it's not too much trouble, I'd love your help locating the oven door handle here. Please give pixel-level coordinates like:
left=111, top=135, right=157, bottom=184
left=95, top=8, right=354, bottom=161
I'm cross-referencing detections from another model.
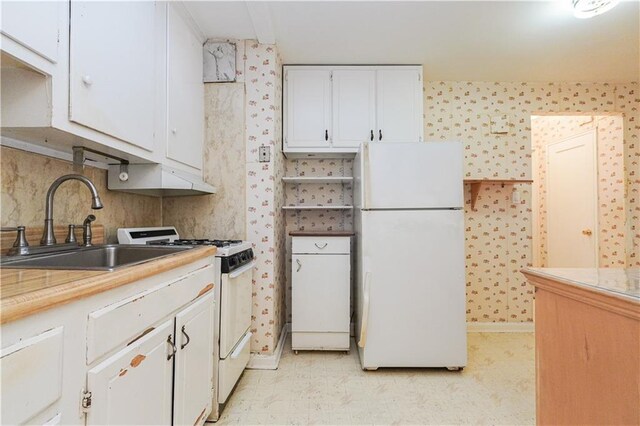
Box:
left=228, top=260, right=256, bottom=279
left=231, top=332, right=252, bottom=359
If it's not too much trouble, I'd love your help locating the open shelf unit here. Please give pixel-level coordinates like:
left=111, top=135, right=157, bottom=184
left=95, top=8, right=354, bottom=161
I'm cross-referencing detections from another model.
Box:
left=282, top=176, right=353, bottom=184
left=282, top=205, right=353, bottom=211
left=464, top=179, right=534, bottom=210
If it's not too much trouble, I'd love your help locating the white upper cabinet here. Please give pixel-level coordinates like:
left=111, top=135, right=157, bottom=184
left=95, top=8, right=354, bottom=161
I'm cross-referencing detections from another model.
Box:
left=0, top=1, right=65, bottom=71
left=285, top=69, right=332, bottom=149
left=332, top=69, right=376, bottom=148
left=376, top=68, right=423, bottom=143
left=69, top=1, right=161, bottom=152
left=166, top=4, right=204, bottom=173
left=284, top=65, right=424, bottom=157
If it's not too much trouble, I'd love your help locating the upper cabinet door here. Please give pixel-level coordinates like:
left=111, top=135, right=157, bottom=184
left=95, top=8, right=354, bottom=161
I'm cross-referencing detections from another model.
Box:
left=375, top=68, right=423, bottom=143
left=166, top=5, right=204, bottom=172
left=332, top=70, right=376, bottom=149
left=69, top=1, right=161, bottom=152
left=0, top=0, right=64, bottom=64
left=285, top=69, right=332, bottom=148
left=173, top=293, right=215, bottom=426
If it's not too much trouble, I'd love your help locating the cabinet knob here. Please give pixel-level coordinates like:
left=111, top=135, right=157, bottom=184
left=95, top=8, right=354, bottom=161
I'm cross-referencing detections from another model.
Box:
left=171, top=128, right=177, bottom=135
left=82, top=75, right=93, bottom=86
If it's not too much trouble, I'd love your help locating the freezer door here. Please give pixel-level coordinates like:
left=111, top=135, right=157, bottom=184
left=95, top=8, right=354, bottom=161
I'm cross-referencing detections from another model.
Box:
left=356, top=209, right=466, bottom=368
left=357, top=141, right=463, bottom=209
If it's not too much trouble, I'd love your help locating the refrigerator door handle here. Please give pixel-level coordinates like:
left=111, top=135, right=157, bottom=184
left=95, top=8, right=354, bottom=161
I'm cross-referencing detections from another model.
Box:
left=358, top=271, right=372, bottom=348
left=363, top=142, right=371, bottom=209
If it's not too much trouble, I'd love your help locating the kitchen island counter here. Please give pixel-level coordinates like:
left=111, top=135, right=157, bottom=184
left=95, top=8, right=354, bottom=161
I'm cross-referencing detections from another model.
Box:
left=0, top=246, right=216, bottom=324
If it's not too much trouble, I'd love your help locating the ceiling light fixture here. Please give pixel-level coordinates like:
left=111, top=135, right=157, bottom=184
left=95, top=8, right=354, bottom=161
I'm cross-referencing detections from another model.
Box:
left=572, top=0, right=620, bottom=18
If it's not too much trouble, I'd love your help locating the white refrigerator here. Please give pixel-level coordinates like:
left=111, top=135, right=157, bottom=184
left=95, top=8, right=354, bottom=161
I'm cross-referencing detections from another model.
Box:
left=354, top=141, right=466, bottom=370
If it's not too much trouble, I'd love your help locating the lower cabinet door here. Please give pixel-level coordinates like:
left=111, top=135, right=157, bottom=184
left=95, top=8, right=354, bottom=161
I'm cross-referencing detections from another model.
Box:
left=292, top=254, right=350, bottom=333
left=173, top=293, right=215, bottom=426
left=87, top=320, right=174, bottom=425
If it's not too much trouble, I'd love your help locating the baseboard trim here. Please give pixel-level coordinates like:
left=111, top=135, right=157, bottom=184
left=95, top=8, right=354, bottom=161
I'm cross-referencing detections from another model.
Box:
left=247, top=323, right=289, bottom=370
left=467, top=322, right=535, bottom=333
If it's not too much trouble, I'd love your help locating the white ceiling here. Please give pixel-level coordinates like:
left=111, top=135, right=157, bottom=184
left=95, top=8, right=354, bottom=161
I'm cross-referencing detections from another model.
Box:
left=184, top=1, right=640, bottom=82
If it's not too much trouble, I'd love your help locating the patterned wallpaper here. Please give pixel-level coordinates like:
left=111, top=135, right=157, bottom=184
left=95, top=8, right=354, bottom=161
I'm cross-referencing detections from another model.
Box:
left=425, top=81, right=639, bottom=323
left=531, top=115, right=626, bottom=268
left=0, top=146, right=161, bottom=243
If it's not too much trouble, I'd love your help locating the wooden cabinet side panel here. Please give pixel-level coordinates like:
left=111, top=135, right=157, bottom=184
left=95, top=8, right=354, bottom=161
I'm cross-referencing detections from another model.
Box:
left=535, top=288, right=640, bottom=425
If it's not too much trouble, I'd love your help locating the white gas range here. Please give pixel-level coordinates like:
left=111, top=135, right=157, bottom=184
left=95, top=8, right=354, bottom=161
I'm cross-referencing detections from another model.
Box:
left=118, top=227, right=254, bottom=421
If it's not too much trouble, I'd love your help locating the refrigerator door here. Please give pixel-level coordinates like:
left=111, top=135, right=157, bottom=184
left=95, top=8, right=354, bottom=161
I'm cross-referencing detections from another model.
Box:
left=355, top=141, right=463, bottom=210
left=355, top=209, right=466, bottom=369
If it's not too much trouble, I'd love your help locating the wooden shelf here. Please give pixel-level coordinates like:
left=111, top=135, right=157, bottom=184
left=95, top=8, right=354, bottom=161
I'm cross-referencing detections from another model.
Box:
left=282, top=205, right=353, bottom=210
left=282, top=176, right=353, bottom=184
left=464, top=179, right=533, bottom=211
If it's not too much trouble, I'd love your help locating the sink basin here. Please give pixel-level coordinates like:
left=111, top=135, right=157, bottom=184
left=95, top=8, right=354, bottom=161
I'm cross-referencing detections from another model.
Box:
left=0, top=244, right=193, bottom=271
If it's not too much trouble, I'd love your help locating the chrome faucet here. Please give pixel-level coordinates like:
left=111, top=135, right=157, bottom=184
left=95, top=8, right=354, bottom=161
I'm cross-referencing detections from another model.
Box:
left=41, top=174, right=104, bottom=246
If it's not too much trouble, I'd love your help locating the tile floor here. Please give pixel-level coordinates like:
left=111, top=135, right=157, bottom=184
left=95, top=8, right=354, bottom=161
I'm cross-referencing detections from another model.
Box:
left=216, top=333, right=535, bottom=425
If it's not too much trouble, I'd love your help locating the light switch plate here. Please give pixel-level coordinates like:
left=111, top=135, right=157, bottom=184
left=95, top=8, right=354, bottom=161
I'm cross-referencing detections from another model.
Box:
left=259, top=146, right=270, bottom=162
left=490, top=114, right=510, bottom=134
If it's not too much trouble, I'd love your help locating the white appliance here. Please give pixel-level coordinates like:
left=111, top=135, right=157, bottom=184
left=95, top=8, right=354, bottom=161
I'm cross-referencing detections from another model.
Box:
left=117, top=227, right=254, bottom=421
left=353, top=141, right=466, bottom=370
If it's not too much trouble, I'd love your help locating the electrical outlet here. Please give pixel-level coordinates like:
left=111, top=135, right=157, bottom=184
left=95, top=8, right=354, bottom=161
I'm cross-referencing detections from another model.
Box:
left=259, top=146, right=270, bottom=162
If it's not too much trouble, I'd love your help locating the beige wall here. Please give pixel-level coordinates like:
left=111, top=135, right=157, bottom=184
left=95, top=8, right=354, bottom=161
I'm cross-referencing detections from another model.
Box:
left=0, top=146, right=161, bottom=242
left=531, top=114, right=626, bottom=268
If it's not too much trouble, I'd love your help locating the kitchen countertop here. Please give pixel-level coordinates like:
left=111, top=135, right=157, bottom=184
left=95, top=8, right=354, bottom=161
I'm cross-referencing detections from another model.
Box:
left=0, top=246, right=216, bottom=324
left=522, top=267, right=640, bottom=303
left=289, top=231, right=355, bottom=237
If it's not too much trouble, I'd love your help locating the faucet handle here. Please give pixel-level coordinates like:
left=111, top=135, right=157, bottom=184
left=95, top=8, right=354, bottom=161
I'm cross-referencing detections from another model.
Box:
left=65, top=224, right=77, bottom=244
left=3, top=226, right=30, bottom=256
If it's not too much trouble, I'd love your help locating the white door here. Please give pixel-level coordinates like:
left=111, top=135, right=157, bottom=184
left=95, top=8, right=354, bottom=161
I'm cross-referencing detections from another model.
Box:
left=69, top=1, right=160, bottom=152
left=547, top=130, right=598, bottom=267
left=166, top=4, right=204, bottom=172
left=375, top=68, right=423, bottom=143
left=87, top=320, right=173, bottom=425
left=292, top=254, right=350, bottom=333
left=219, top=261, right=255, bottom=358
left=0, top=0, right=63, bottom=63
left=332, top=69, right=376, bottom=148
left=174, top=294, right=215, bottom=426
left=358, top=209, right=466, bottom=368
left=285, top=69, right=332, bottom=148
left=359, top=141, right=463, bottom=209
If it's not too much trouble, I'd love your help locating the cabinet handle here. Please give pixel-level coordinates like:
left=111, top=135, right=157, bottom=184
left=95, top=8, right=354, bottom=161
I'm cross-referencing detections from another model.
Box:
left=82, top=75, right=93, bottom=86
left=325, top=129, right=328, bottom=141
left=180, top=325, right=191, bottom=349
left=167, top=335, right=177, bottom=360
left=370, top=130, right=374, bottom=141
left=379, top=129, right=382, bottom=141
left=314, top=242, right=328, bottom=249
left=296, top=259, right=302, bottom=272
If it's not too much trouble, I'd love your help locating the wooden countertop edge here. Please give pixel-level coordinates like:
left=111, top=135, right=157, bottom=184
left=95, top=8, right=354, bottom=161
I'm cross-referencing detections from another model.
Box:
left=289, top=231, right=355, bottom=236
left=0, top=246, right=217, bottom=325
left=521, top=269, right=640, bottom=320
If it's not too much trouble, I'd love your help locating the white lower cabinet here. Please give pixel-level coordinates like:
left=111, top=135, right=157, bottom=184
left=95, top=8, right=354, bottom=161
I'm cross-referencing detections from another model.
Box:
left=173, top=293, right=215, bottom=426
left=291, top=236, right=351, bottom=351
left=87, top=320, right=174, bottom=425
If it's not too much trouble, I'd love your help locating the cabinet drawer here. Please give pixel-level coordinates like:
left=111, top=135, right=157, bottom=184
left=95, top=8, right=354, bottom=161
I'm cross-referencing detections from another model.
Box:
left=0, top=327, right=64, bottom=425
left=292, top=236, right=350, bottom=254
left=87, top=265, right=214, bottom=364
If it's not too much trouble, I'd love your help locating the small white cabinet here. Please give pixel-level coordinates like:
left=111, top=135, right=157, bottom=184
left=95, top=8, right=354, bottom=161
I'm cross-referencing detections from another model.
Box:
left=284, top=65, right=424, bottom=157
left=291, top=235, right=351, bottom=351
left=285, top=69, right=332, bottom=149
